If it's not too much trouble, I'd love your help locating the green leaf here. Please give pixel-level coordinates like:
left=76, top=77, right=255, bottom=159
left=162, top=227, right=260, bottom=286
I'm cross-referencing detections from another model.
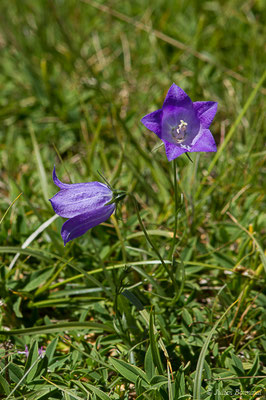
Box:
left=82, top=382, right=110, bottom=400
left=247, top=352, right=260, bottom=377
left=110, top=357, right=149, bottom=387
left=122, top=289, right=144, bottom=311
left=149, top=310, right=164, bottom=375
left=25, top=341, right=40, bottom=383
left=0, top=246, right=51, bottom=262
left=193, top=299, right=238, bottom=400
left=230, top=352, right=244, bottom=376
left=29, top=121, right=49, bottom=201
left=0, top=374, right=10, bottom=395
left=144, top=345, right=155, bottom=381
left=23, top=268, right=54, bottom=291
left=0, top=321, right=114, bottom=336
left=13, top=296, right=23, bottom=318
left=182, top=308, right=193, bottom=326
left=45, top=336, right=58, bottom=365
left=8, top=362, right=23, bottom=383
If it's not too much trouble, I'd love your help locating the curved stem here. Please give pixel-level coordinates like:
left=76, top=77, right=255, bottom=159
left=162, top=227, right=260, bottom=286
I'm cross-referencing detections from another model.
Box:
left=111, top=214, right=127, bottom=263
left=129, top=193, right=177, bottom=288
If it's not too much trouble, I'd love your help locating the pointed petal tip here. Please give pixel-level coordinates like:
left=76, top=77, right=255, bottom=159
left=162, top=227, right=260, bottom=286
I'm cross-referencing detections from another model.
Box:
left=52, top=166, right=61, bottom=188
left=52, top=166, right=73, bottom=189
left=193, top=101, right=218, bottom=129
left=163, top=84, right=192, bottom=110
left=163, top=140, right=187, bottom=161
left=140, top=109, right=163, bottom=138
left=190, top=129, right=217, bottom=153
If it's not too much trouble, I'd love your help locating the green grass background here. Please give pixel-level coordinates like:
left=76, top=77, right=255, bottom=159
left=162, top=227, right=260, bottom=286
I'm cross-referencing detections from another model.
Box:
left=0, top=0, right=265, bottom=399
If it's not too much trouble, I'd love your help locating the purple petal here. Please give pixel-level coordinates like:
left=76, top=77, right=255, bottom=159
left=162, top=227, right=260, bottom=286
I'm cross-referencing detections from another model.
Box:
left=141, top=109, right=162, bottom=138
left=163, top=84, right=192, bottom=110
left=50, top=182, right=112, bottom=218
left=193, top=101, right=217, bottom=129
left=161, top=104, right=200, bottom=145
left=61, top=204, right=115, bottom=245
left=52, top=167, right=110, bottom=192
left=52, top=166, right=73, bottom=189
left=163, top=141, right=187, bottom=161
left=189, top=129, right=217, bottom=153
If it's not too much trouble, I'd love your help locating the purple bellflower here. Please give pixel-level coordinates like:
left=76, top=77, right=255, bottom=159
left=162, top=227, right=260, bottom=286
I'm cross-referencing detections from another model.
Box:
left=141, top=83, right=217, bottom=161
left=50, top=168, right=125, bottom=245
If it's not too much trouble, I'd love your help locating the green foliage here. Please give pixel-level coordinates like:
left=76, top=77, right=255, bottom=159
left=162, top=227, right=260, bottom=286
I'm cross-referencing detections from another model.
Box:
left=0, top=0, right=265, bottom=399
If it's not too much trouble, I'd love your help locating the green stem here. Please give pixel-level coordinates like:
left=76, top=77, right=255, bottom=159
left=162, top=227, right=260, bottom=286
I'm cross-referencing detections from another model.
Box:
left=90, top=234, right=115, bottom=297
left=169, top=158, right=178, bottom=260
left=129, top=194, right=177, bottom=289
left=111, top=214, right=127, bottom=263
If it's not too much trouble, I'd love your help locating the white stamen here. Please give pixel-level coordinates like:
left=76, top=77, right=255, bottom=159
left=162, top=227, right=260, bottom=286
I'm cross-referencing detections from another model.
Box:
left=172, top=120, right=188, bottom=143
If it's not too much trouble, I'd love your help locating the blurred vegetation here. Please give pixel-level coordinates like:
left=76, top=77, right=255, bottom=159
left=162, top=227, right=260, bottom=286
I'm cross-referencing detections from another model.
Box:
left=0, top=0, right=265, bottom=399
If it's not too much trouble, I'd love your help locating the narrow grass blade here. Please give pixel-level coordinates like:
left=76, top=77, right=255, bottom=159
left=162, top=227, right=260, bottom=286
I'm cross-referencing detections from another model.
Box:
left=167, top=363, right=174, bottom=400
left=122, top=289, right=144, bottom=311
left=28, top=121, right=49, bottom=201
left=149, top=310, right=164, bottom=375
left=8, top=214, right=58, bottom=270
left=197, top=68, right=266, bottom=197
left=0, top=193, right=23, bottom=226
left=193, top=299, right=238, bottom=400
left=0, top=321, right=114, bottom=336
left=0, top=246, right=51, bottom=262
left=227, top=211, right=266, bottom=273
left=6, top=356, right=42, bottom=400
left=41, top=376, right=85, bottom=400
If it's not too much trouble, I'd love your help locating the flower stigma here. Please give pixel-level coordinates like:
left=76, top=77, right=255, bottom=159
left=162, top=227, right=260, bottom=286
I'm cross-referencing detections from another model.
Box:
left=172, top=119, right=188, bottom=143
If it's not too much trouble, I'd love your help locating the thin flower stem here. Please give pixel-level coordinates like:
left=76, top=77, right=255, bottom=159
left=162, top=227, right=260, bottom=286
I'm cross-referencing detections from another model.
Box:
left=129, top=194, right=177, bottom=289
left=89, top=234, right=115, bottom=297
left=111, top=214, right=127, bottom=263
left=169, top=158, right=178, bottom=260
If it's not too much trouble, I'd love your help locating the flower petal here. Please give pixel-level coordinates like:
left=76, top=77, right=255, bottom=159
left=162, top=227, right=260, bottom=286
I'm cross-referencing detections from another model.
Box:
left=163, top=84, right=192, bottom=110
left=53, top=167, right=110, bottom=192
left=61, top=204, right=116, bottom=245
left=50, top=183, right=112, bottom=218
left=50, top=168, right=113, bottom=218
left=193, top=101, right=217, bottom=129
left=141, top=109, right=162, bottom=138
left=161, top=104, right=200, bottom=145
left=163, top=140, right=187, bottom=161
left=189, top=129, right=217, bottom=153
left=52, top=166, right=74, bottom=189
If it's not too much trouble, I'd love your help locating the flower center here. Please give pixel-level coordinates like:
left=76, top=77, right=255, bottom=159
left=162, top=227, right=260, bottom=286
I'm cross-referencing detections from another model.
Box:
left=171, top=120, right=188, bottom=143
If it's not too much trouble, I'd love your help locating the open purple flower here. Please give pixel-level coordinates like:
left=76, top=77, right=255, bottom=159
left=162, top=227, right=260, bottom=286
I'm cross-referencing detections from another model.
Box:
left=141, top=83, right=217, bottom=161
left=50, top=167, right=118, bottom=245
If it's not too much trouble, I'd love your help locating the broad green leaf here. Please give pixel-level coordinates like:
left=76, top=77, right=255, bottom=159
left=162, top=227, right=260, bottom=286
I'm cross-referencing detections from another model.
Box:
left=8, top=362, right=23, bottom=383
left=144, top=345, right=155, bottom=381
left=25, top=341, right=40, bottom=383
left=23, top=268, right=54, bottom=291
left=0, top=374, right=10, bottom=395
left=110, top=357, right=149, bottom=387
left=45, top=336, right=58, bottom=364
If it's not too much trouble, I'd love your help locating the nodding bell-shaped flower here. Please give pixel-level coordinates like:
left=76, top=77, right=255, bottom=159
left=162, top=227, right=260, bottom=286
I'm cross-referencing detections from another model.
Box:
left=141, top=83, right=217, bottom=161
left=50, top=167, right=126, bottom=245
